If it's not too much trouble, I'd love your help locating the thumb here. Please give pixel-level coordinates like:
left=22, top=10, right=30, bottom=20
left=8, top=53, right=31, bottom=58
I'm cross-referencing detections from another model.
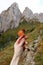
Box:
left=19, top=38, right=25, bottom=47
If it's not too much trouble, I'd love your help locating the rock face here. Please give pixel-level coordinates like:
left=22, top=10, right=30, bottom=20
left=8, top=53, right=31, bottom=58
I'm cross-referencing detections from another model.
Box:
left=23, top=7, right=33, bottom=20
left=23, top=7, right=43, bottom=22
left=0, top=3, right=22, bottom=32
left=33, top=13, right=43, bottom=22
left=0, top=3, right=43, bottom=32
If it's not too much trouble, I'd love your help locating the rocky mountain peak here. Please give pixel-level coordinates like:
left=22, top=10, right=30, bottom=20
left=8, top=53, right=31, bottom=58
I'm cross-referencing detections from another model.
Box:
left=23, top=7, right=43, bottom=22
left=33, top=13, right=43, bottom=22
left=0, top=3, right=43, bottom=32
left=23, top=7, right=33, bottom=14
left=0, top=2, right=22, bottom=32
left=11, top=2, right=18, bottom=8
left=23, top=7, right=33, bottom=20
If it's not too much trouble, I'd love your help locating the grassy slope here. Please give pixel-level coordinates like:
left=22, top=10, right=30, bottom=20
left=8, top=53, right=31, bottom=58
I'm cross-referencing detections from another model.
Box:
left=0, top=20, right=43, bottom=65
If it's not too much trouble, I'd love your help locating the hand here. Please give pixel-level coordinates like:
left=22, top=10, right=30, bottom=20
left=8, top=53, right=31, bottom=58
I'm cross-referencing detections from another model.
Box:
left=14, top=35, right=27, bottom=57
left=10, top=35, right=28, bottom=65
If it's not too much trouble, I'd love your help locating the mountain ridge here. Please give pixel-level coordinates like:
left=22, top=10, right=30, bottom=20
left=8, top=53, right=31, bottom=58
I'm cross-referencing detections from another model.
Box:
left=0, top=2, right=43, bottom=32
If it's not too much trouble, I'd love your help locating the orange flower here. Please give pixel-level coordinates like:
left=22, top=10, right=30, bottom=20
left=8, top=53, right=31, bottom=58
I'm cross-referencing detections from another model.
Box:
left=18, top=30, right=25, bottom=37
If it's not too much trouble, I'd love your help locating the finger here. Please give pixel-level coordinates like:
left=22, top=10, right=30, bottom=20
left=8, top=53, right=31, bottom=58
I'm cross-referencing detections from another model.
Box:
left=15, top=36, right=23, bottom=44
left=16, top=35, right=25, bottom=44
left=22, top=41, right=28, bottom=50
left=22, top=43, right=26, bottom=51
left=25, top=41, right=28, bottom=45
left=21, top=41, right=28, bottom=46
left=23, top=42, right=27, bottom=48
left=19, top=38, right=25, bottom=46
left=25, top=35, right=28, bottom=39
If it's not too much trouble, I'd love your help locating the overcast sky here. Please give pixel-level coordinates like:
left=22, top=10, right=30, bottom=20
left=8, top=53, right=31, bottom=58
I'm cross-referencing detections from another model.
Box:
left=0, top=0, right=43, bottom=13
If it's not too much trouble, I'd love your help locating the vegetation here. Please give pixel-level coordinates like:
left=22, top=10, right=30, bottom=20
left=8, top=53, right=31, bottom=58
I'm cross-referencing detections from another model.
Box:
left=34, top=40, right=43, bottom=65
left=0, top=19, right=43, bottom=65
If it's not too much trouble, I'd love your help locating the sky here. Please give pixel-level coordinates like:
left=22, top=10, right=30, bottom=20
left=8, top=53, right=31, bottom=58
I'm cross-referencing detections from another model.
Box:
left=0, top=0, right=43, bottom=13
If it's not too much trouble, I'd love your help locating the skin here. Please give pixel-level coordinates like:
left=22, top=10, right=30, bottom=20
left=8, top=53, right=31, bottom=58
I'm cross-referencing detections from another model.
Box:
left=10, top=35, right=27, bottom=65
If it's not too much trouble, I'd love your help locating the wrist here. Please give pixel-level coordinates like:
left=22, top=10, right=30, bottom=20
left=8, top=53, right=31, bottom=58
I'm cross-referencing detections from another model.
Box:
left=10, top=54, right=20, bottom=65
left=14, top=54, right=20, bottom=59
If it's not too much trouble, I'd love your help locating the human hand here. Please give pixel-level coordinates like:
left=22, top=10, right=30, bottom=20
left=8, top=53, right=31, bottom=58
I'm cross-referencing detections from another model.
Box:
left=14, top=35, right=27, bottom=57
left=10, top=35, right=28, bottom=65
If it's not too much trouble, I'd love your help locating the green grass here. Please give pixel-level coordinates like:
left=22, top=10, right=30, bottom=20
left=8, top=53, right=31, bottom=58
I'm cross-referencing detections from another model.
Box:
left=35, top=53, right=43, bottom=65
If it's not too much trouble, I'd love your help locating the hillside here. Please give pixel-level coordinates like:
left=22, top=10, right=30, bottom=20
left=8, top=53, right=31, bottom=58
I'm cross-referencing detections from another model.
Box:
left=0, top=18, right=43, bottom=65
